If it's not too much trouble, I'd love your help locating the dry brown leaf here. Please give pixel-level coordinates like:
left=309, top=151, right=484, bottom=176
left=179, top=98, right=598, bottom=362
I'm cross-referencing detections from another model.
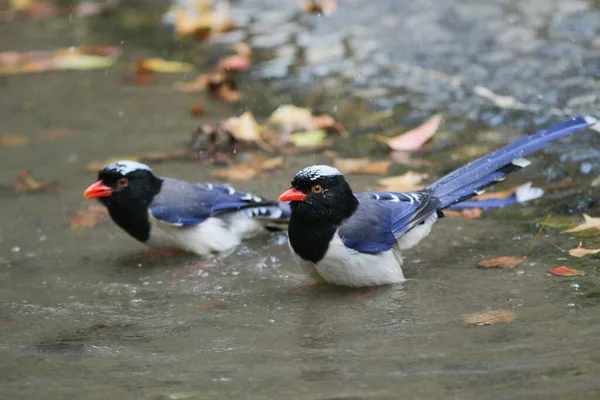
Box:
left=267, top=105, right=314, bottom=132
left=568, top=242, right=600, bottom=258
left=322, top=150, right=337, bottom=158
left=300, top=0, right=337, bottom=15
left=251, top=155, right=285, bottom=171
left=334, top=158, right=391, bottom=175
left=233, top=42, right=252, bottom=58
left=69, top=205, right=108, bottom=229
left=190, top=103, right=205, bottom=117
left=174, top=74, right=212, bottom=92
left=387, top=114, right=442, bottom=151
left=222, top=111, right=260, bottom=142
left=137, top=58, right=193, bottom=73
left=0, top=134, right=30, bottom=147
left=477, top=256, right=524, bottom=269
left=216, top=54, right=250, bottom=72
left=13, top=170, right=60, bottom=193
left=214, top=84, right=242, bottom=102
left=561, top=214, right=600, bottom=234
left=463, top=310, right=515, bottom=326
left=377, top=172, right=429, bottom=192
left=211, top=165, right=257, bottom=181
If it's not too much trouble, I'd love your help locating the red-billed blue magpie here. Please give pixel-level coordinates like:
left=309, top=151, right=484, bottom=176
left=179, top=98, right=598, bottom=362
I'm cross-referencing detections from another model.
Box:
left=278, top=116, right=597, bottom=287
left=84, top=160, right=290, bottom=255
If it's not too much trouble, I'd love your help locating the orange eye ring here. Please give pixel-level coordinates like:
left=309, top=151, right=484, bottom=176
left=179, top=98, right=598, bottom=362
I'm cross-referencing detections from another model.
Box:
left=117, top=177, right=129, bottom=188
left=311, top=184, right=323, bottom=194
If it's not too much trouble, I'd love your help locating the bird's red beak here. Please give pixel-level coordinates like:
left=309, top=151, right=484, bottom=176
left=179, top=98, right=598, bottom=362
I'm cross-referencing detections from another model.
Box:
left=83, top=180, right=114, bottom=199
left=278, top=187, right=307, bottom=202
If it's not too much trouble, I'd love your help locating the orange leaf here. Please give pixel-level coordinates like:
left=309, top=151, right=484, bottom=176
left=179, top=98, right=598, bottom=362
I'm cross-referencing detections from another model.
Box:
left=300, top=0, right=337, bottom=15
left=215, top=84, right=242, bottom=103
left=13, top=170, right=60, bottom=193
left=69, top=205, right=109, bottom=229
left=334, top=158, right=391, bottom=175
left=190, top=103, right=205, bottom=117
left=387, top=114, right=442, bottom=151
left=548, top=266, right=582, bottom=276
left=477, top=256, right=524, bottom=269
left=0, top=134, right=30, bottom=147
left=233, top=42, right=252, bottom=58
left=174, top=74, right=211, bottom=92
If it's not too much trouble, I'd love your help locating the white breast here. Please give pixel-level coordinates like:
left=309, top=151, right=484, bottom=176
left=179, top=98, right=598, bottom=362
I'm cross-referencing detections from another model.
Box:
left=146, top=212, right=266, bottom=256
left=310, top=235, right=406, bottom=287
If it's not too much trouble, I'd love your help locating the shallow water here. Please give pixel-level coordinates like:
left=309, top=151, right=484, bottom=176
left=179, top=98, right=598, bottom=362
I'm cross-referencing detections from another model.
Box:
left=2, top=6, right=600, bottom=400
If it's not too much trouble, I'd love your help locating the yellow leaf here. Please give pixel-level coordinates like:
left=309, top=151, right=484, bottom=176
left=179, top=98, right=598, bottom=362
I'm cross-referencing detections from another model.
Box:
left=463, top=310, right=515, bottom=326
left=377, top=172, right=429, bottom=192
left=222, top=111, right=260, bottom=142
left=139, top=58, right=194, bottom=73
left=0, top=134, right=31, bottom=147
left=568, top=242, right=600, bottom=258
left=561, top=214, right=600, bottom=233
left=288, top=130, right=327, bottom=147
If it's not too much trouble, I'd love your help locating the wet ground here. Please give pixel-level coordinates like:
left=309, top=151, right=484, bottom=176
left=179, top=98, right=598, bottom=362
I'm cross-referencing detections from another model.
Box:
left=2, top=1, right=600, bottom=399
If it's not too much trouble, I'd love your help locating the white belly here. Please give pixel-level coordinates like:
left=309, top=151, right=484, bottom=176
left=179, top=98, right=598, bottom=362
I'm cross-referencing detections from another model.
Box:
left=146, top=214, right=265, bottom=256
left=296, top=235, right=406, bottom=288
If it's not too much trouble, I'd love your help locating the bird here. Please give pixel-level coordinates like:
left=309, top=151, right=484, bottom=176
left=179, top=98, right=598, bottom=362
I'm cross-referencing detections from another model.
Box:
left=83, top=160, right=290, bottom=256
left=278, top=116, right=597, bottom=288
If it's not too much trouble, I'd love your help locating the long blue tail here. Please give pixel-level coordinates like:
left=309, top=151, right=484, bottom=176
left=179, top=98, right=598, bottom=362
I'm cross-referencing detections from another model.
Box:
left=426, top=116, right=597, bottom=209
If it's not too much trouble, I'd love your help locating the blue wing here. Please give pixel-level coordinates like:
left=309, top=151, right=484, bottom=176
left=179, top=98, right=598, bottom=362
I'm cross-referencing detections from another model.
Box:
left=338, top=192, right=440, bottom=254
left=149, top=178, right=286, bottom=226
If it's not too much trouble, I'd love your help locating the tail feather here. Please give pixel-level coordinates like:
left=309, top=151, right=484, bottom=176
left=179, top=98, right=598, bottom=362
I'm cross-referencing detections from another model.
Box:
left=426, top=116, right=597, bottom=209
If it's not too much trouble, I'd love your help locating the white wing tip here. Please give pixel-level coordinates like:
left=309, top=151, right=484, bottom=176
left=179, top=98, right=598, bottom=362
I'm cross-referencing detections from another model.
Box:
left=584, top=115, right=600, bottom=132
left=512, top=158, right=531, bottom=168
left=515, top=182, right=544, bottom=203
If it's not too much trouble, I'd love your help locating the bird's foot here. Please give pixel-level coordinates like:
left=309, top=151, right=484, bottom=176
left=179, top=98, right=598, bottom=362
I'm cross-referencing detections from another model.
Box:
left=348, top=285, right=377, bottom=300
left=295, top=282, right=325, bottom=291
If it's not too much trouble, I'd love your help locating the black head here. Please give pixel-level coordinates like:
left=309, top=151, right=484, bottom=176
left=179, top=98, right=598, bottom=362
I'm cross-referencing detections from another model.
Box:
left=279, top=165, right=358, bottom=224
left=84, top=160, right=162, bottom=207
left=83, top=160, right=163, bottom=243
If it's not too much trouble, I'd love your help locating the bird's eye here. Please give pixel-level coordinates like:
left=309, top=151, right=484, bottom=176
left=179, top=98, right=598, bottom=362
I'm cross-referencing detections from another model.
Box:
left=311, top=184, right=323, bottom=194
left=117, top=177, right=129, bottom=188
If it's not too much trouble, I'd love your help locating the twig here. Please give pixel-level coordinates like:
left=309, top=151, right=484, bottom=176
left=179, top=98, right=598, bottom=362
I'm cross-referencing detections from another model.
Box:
left=523, top=214, right=551, bottom=259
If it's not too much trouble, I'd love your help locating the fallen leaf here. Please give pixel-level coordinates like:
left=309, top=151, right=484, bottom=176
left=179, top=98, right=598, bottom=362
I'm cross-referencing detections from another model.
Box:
left=222, top=111, right=260, bottom=142
left=233, top=42, right=252, bottom=58
left=174, top=74, right=212, bottom=92
left=0, top=134, right=30, bottom=147
left=216, top=54, right=250, bottom=72
left=300, top=0, right=337, bottom=15
left=211, top=165, right=258, bottom=181
left=463, top=310, right=515, bottom=326
left=443, top=208, right=483, bottom=219
left=288, top=130, right=327, bottom=147
left=211, top=155, right=284, bottom=181
left=190, top=103, right=205, bottom=117
left=322, top=150, right=337, bottom=158
left=561, top=214, right=600, bottom=234
left=36, top=129, right=75, bottom=141
left=13, top=170, right=60, bottom=193
left=137, top=58, right=194, bottom=73
left=548, top=266, right=583, bottom=277
left=214, top=84, right=242, bottom=102
left=0, top=46, right=121, bottom=75
left=377, top=172, right=429, bottom=192
left=477, top=256, right=524, bottom=269
left=267, top=105, right=315, bottom=132
left=211, top=0, right=236, bottom=33
left=334, top=158, right=391, bottom=175
left=568, top=242, right=600, bottom=258
left=387, top=114, right=442, bottom=151
left=68, top=205, right=108, bottom=229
